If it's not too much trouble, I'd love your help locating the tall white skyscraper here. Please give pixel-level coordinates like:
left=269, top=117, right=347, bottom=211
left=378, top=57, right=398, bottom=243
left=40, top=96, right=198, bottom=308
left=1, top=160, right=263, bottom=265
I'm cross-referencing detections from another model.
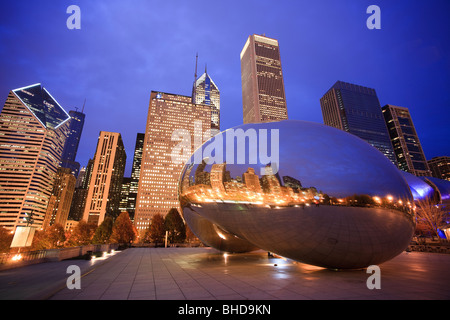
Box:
left=193, top=66, right=220, bottom=131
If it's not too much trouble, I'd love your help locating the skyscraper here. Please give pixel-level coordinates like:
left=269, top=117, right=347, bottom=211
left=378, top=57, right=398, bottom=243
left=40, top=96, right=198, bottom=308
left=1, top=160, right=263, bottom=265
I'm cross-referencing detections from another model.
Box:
left=193, top=67, right=220, bottom=130
left=428, top=156, right=450, bottom=181
left=61, top=109, right=85, bottom=177
left=240, top=34, right=288, bottom=124
left=119, top=177, right=132, bottom=215
left=134, top=91, right=211, bottom=233
left=68, top=158, right=94, bottom=221
left=320, top=81, right=397, bottom=165
left=127, top=132, right=145, bottom=220
left=0, top=83, right=70, bottom=231
left=43, top=167, right=76, bottom=229
left=82, top=131, right=126, bottom=225
left=382, top=104, right=431, bottom=176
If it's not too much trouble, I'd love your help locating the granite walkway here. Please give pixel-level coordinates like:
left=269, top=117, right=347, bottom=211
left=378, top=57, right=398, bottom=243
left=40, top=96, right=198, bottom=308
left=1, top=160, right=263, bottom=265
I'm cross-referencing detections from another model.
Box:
left=1, top=247, right=449, bottom=300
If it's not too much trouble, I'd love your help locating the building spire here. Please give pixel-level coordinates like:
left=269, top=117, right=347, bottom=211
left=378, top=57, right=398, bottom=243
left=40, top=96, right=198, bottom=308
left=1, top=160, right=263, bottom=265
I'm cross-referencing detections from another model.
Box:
left=82, top=98, right=86, bottom=113
left=192, top=53, right=198, bottom=103
left=194, top=53, right=198, bottom=82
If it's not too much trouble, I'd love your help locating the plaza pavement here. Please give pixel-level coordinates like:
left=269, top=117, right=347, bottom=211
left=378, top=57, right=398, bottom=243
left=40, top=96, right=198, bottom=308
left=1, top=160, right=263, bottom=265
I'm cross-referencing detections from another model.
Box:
left=0, top=247, right=449, bottom=300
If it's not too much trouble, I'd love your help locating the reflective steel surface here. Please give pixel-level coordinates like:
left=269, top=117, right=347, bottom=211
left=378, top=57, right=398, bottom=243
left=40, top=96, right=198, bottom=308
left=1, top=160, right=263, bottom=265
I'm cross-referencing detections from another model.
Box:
left=179, top=120, right=416, bottom=269
left=401, top=171, right=450, bottom=206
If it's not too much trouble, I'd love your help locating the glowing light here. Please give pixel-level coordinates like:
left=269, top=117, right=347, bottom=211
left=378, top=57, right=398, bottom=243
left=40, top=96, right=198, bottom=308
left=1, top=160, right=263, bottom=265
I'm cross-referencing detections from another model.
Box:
left=216, top=231, right=226, bottom=240
left=373, top=196, right=381, bottom=203
left=11, top=254, right=23, bottom=261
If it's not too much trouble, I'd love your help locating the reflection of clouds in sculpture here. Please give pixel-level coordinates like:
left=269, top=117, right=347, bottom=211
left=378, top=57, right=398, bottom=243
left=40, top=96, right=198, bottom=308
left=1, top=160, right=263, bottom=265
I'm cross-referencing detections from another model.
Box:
left=179, top=120, right=416, bottom=269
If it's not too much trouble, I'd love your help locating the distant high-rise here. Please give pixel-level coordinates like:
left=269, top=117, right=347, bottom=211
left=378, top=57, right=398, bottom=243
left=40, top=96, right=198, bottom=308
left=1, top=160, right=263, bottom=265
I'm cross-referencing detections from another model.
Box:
left=127, top=132, right=145, bottom=220
left=75, top=166, right=86, bottom=188
left=68, top=158, right=94, bottom=221
left=0, top=84, right=70, bottom=231
left=382, top=104, right=431, bottom=176
left=82, top=132, right=126, bottom=225
left=43, top=167, right=76, bottom=229
left=119, top=177, right=132, bottom=215
left=320, top=81, right=397, bottom=165
left=134, top=91, right=211, bottom=232
left=240, top=34, right=288, bottom=124
left=193, top=67, right=220, bottom=130
left=61, top=109, right=85, bottom=177
left=428, top=156, right=450, bottom=181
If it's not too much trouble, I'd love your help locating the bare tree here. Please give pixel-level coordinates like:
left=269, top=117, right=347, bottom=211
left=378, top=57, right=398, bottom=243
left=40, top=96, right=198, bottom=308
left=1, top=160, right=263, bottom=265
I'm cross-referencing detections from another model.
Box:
left=415, top=197, right=448, bottom=241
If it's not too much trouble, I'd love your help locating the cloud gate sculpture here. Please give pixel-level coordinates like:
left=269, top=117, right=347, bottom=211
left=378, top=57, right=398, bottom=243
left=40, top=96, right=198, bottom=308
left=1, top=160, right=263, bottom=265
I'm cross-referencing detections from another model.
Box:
left=179, top=120, right=416, bottom=269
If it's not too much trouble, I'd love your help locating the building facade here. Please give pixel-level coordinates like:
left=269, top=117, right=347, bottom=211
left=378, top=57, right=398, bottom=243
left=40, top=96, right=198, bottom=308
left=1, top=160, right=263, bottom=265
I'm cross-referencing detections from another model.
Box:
left=193, top=69, right=220, bottom=130
left=240, top=34, right=288, bottom=124
left=43, top=167, right=76, bottom=229
left=127, top=132, right=145, bottom=221
left=382, top=104, right=431, bottom=176
left=61, top=109, right=85, bottom=177
left=68, top=158, right=94, bottom=221
left=119, top=177, right=132, bottom=216
left=0, top=84, right=70, bottom=231
left=320, top=81, right=397, bottom=166
left=428, top=156, right=450, bottom=181
left=82, top=131, right=126, bottom=225
left=134, top=91, right=211, bottom=233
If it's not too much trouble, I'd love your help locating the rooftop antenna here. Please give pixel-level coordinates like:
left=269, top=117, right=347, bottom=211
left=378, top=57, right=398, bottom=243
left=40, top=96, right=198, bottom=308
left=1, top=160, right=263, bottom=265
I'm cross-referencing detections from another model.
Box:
left=194, top=53, right=198, bottom=82
left=82, top=98, right=86, bottom=113
left=192, top=53, right=198, bottom=103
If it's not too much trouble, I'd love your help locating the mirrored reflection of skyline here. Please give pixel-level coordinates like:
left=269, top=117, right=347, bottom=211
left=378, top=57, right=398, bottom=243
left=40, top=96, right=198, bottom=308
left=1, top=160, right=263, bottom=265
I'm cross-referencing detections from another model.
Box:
left=180, top=160, right=414, bottom=215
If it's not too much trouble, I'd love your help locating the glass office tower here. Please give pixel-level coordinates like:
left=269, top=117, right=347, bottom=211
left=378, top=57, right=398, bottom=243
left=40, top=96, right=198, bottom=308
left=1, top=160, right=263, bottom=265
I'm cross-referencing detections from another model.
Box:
left=0, top=84, right=70, bottom=231
left=320, top=81, right=397, bottom=166
left=382, top=104, right=431, bottom=176
left=61, top=109, right=85, bottom=177
left=428, top=156, right=450, bottom=181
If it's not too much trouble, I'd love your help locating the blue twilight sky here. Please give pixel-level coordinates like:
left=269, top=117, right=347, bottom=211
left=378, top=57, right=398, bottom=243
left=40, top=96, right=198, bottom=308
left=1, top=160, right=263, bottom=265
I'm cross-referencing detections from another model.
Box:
left=0, top=0, right=449, bottom=177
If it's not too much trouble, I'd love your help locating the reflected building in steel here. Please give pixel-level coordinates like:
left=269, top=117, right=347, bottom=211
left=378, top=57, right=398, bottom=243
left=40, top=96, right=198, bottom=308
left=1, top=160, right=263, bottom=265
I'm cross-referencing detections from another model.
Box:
left=179, top=120, right=416, bottom=269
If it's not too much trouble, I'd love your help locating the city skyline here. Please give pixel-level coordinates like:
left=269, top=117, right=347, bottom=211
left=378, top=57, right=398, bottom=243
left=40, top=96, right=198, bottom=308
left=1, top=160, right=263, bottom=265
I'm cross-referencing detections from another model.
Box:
left=0, top=1, right=449, bottom=177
